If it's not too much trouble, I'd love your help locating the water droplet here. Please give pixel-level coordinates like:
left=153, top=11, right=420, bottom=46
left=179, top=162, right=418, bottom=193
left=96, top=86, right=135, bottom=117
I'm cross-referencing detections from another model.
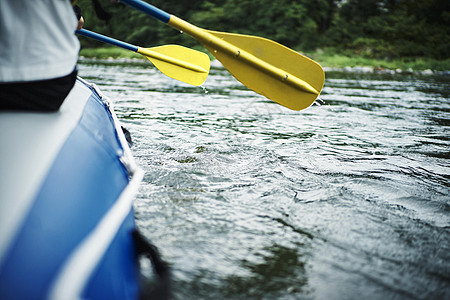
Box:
left=179, top=30, right=183, bottom=34
left=313, top=97, right=326, bottom=106
left=200, top=85, right=209, bottom=94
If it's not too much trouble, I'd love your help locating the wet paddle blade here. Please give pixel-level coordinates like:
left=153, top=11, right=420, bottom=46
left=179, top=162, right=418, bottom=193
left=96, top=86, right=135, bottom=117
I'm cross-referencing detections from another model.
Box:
left=204, top=30, right=324, bottom=110
left=76, top=29, right=210, bottom=86
left=118, top=0, right=325, bottom=109
left=138, top=45, right=210, bottom=86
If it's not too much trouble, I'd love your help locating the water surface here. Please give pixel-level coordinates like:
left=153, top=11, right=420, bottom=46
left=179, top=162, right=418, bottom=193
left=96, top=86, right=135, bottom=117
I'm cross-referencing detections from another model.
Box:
left=79, top=61, right=449, bottom=299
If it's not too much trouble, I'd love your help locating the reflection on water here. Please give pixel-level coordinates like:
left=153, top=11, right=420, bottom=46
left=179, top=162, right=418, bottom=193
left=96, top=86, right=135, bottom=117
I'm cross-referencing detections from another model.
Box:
left=78, top=61, right=450, bottom=299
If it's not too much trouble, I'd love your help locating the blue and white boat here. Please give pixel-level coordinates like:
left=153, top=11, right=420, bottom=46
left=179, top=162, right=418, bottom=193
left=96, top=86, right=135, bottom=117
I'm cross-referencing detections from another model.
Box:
left=0, top=78, right=162, bottom=299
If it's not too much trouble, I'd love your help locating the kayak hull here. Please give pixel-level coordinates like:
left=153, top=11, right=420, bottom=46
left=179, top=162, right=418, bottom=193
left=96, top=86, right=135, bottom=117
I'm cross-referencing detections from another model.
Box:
left=0, top=78, right=143, bottom=299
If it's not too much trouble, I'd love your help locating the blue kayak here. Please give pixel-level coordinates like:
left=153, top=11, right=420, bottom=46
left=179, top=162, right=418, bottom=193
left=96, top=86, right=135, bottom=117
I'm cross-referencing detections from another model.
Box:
left=0, top=78, right=158, bottom=299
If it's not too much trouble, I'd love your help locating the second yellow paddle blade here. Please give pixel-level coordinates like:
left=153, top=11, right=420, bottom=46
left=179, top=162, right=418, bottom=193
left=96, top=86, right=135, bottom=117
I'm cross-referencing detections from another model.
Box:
left=139, top=45, right=210, bottom=86
left=204, top=30, right=325, bottom=110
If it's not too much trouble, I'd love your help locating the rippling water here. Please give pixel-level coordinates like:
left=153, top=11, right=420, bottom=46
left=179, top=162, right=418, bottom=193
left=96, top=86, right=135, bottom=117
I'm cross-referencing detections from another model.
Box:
left=78, top=61, right=449, bottom=299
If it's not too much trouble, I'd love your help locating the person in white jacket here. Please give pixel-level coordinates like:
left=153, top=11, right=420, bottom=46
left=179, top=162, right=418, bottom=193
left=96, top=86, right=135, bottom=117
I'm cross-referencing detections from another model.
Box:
left=0, top=0, right=82, bottom=111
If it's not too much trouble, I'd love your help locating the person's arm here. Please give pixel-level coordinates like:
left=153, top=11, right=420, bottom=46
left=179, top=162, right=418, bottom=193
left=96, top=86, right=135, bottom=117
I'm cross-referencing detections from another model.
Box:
left=73, top=5, right=84, bottom=30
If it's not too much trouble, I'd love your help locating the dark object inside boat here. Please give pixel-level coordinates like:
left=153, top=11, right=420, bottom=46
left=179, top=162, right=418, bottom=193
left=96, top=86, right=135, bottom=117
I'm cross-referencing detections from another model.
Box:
left=0, top=70, right=77, bottom=112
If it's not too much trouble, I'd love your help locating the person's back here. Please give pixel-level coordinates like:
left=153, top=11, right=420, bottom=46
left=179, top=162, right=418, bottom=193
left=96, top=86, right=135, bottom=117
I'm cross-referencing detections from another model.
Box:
left=0, top=0, right=80, bottom=111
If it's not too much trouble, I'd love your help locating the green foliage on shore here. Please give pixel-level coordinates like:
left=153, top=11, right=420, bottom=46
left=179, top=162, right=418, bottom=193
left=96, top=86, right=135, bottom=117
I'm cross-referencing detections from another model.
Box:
left=308, top=48, right=450, bottom=71
left=79, top=46, right=450, bottom=71
left=76, top=0, right=449, bottom=63
left=80, top=47, right=139, bottom=59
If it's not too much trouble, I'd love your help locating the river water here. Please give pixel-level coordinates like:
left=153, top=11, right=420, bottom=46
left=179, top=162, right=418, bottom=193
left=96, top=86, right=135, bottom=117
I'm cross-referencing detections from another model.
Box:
left=78, top=60, right=449, bottom=300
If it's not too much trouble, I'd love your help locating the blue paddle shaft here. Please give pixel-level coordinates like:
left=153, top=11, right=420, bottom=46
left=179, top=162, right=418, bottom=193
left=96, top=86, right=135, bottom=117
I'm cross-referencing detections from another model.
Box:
left=76, top=29, right=138, bottom=52
left=119, top=0, right=171, bottom=23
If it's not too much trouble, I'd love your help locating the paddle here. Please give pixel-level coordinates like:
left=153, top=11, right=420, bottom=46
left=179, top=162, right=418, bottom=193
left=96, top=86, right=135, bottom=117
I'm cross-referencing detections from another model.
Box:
left=119, top=0, right=325, bottom=111
left=76, top=29, right=210, bottom=86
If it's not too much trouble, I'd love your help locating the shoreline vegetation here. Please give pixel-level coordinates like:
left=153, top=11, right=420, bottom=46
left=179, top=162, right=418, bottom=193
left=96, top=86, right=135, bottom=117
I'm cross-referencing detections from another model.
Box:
left=79, top=47, right=450, bottom=76
left=76, top=0, right=448, bottom=76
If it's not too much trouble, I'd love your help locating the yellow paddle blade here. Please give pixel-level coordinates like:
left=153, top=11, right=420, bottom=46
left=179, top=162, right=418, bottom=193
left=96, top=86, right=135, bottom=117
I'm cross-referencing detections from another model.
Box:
left=204, top=30, right=325, bottom=110
left=137, top=45, right=210, bottom=86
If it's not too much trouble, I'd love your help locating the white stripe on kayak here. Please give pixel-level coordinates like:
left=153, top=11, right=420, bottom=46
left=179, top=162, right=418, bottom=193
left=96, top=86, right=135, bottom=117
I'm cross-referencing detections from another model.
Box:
left=47, top=89, right=144, bottom=300
left=47, top=167, right=144, bottom=300
left=0, top=80, right=92, bottom=265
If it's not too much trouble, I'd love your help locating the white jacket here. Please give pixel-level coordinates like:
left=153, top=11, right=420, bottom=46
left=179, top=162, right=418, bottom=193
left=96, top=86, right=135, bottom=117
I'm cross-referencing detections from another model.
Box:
left=0, top=0, right=80, bottom=82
